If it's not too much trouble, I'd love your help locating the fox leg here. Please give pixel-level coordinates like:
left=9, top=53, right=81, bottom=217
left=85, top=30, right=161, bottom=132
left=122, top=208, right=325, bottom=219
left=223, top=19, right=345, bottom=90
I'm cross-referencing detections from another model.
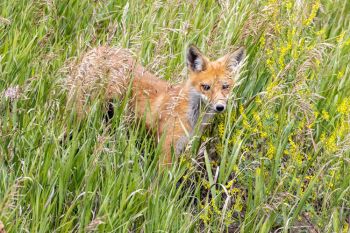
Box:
left=159, top=123, right=190, bottom=167
left=160, top=135, right=188, bottom=167
left=160, top=137, right=174, bottom=167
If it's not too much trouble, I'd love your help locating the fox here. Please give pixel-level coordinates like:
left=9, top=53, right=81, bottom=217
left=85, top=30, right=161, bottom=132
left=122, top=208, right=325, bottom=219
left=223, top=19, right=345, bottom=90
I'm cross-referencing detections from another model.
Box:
left=67, top=45, right=245, bottom=166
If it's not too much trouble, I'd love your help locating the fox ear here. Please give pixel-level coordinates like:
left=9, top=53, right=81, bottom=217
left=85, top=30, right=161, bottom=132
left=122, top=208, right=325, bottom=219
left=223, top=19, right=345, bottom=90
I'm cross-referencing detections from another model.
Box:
left=225, top=47, right=245, bottom=73
left=186, top=45, right=207, bottom=72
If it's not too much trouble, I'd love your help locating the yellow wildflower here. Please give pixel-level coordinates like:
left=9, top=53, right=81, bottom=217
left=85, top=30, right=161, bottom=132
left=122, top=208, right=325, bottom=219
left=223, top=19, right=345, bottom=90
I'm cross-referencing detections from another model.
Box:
left=233, top=195, right=243, bottom=212
left=305, top=175, right=314, bottom=181
left=218, top=121, right=225, bottom=138
left=324, top=133, right=337, bottom=153
left=253, top=112, right=263, bottom=132
left=303, top=0, right=320, bottom=26
left=337, top=97, right=350, bottom=114
left=229, top=187, right=241, bottom=195
left=211, top=199, right=222, bottom=215
left=275, top=22, right=281, bottom=34
left=203, top=180, right=211, bottom=190
left=316, top=28, right=326, bottom=36
left=259, top=35, right=266, bottom=47
left=288, top=135, right=303, bottom=166
left=180, top=156, right=187, bottom=165
left=200, top=213, right=210, bottom=225
left=285, top=1, right=293, bottom=11
left=243, top=119, right=251, bottom=131
left=256, top=96, right=262, bottom=104
left=338, top=120, right=350, bottom=138
left=337, top=69, right=345, bottom=79
left=266, top=81, right=278, bottom=98
left=225, top=179, right=235, bottom=189
left=266, top=142, right=276, bottom=159
left=216, top=143, right=224, bottom=154
left=321, top=110, right=330, bottom=121
left=261, top=131, right=268, bottom=139
left=239, top=105, right=246, bottom=115
left=336, top=31, right=345, bottom=44
left=232, top=164, right=239, bottom=172
left=279, top=42, right=292, bottom=68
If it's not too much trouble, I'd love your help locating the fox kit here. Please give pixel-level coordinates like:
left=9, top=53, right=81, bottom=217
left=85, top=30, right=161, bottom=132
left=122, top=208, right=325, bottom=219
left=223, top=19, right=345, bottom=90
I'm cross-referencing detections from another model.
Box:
left=67, top=45, right=245, bottom=166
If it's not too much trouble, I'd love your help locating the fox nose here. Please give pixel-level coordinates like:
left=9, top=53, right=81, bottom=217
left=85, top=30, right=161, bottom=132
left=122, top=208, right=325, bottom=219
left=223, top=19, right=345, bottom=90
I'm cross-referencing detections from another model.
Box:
left=215, top=104, right=225, bottom=112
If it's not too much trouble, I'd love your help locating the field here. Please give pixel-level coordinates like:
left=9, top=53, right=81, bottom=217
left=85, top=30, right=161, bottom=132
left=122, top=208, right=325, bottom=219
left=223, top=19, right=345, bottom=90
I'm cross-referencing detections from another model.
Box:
left=1, top=0, right=350, bottom=232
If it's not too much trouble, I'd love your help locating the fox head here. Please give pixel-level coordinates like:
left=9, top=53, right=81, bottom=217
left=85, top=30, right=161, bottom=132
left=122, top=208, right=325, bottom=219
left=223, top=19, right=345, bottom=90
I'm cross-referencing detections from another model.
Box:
left=186, top=45, right=245, bottom=113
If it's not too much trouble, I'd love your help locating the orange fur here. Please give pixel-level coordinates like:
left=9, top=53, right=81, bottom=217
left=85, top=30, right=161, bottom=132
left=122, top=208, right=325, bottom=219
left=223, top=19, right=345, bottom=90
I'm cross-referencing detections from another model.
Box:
left=67, top=45, right=245, bottom=166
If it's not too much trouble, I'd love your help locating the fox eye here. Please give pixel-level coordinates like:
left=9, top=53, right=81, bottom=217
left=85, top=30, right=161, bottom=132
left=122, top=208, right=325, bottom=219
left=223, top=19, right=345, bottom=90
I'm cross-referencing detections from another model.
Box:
left=201, top=84, right=211, bottom=91
left=222, top=84, right=229, bottom=90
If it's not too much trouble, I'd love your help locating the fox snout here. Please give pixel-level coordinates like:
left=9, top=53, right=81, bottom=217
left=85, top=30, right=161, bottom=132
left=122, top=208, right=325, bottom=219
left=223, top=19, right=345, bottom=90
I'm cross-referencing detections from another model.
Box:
left=214, top=103, right=226, bottom=112
left=212, top=98, right=228, bottom=112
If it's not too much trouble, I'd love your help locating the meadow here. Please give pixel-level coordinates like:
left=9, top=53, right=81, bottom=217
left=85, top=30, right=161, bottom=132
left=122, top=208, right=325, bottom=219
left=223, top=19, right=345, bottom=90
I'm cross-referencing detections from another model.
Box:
left=0, top=0, right=349, bottom=232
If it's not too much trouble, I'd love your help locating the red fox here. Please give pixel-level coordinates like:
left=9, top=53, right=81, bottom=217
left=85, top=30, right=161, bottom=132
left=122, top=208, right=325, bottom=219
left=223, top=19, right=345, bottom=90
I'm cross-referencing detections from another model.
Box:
left=67, top=45, right=245, bottom=166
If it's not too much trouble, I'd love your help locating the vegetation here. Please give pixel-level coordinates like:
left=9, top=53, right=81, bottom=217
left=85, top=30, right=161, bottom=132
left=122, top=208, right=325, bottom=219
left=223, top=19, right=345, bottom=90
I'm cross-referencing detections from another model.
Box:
left=1, top=0, right=349, bottom=232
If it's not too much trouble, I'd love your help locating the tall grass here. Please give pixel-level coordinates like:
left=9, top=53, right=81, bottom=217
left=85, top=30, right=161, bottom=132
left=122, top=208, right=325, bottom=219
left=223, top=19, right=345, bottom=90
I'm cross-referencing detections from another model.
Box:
left=1, top=0, right=349, bottom=232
